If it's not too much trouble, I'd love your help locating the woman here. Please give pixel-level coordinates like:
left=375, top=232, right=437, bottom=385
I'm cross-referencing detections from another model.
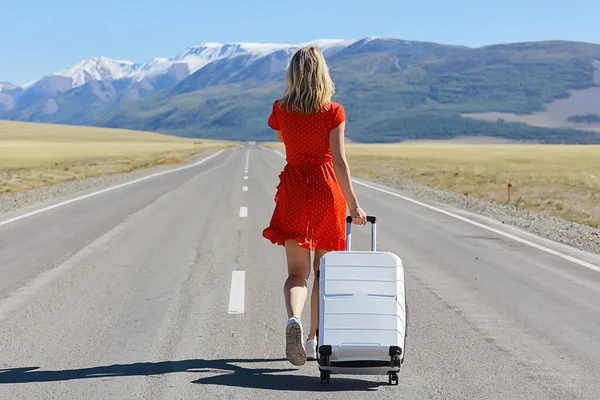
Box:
left=262, top=46, right=367, bottom=366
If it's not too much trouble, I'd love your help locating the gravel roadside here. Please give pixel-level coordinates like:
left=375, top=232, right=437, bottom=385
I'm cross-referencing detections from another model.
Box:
left=367, top=176, right=600, bottom=255
left=1, top=148, right=599, bottom=255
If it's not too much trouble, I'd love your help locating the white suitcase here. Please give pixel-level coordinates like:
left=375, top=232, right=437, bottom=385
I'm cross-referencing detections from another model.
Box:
left=317, top=216, right=408, bottom=385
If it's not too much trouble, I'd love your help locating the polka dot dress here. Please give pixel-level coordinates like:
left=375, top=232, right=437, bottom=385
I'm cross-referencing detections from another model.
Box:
left=262, top=100, right=347, bottom=252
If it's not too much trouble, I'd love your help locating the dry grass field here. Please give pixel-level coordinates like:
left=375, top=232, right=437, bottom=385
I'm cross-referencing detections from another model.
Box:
left=0, top=121, right=236, bottom=193
left=267, top=142, right=600, bottom=228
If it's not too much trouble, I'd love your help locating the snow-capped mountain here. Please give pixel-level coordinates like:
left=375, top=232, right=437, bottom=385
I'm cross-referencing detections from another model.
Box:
left=19, top=39, right=356, bottom=91
left=20, top=57, right=137, bottom=90
left=0, top=38, right=359, bottom=120
left=56, top=56, right=138, bottom=87
left=5, top=36, right=461, bottom=124
left=175, top=42, right=290, bottom=72
left=3, top=37, right=599, bottom=145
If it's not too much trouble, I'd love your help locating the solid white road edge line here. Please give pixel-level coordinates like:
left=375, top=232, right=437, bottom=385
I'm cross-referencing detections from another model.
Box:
left=353, top=179, right=600, bottom=273
left=228, top=271, right=246, bottom=314
left=239, top=207, right=248, bottom=218
left=271, top=149, right=600, bottom=273
left=0, top=149, right=226, bottom=228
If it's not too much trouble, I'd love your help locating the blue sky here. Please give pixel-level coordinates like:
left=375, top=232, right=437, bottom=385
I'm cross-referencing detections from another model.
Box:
left=1, top=0, right=599, bottom=85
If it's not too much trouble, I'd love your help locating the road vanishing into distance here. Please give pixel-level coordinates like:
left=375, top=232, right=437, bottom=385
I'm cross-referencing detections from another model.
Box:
left=1, top=145, right=600, bottom=399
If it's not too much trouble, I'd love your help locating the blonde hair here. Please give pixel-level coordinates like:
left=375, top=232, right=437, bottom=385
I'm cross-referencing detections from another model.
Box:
left=279, top=46, right=335, bottom=115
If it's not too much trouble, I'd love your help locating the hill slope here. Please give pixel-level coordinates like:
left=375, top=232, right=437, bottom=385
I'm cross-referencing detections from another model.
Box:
left=3, top=38, right=600, bottom=143
left=97, top=39, right=600, bottom=143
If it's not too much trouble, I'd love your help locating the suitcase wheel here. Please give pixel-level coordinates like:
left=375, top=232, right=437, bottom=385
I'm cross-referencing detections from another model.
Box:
left=318, top=345, right=332, bottom=367
left=389, top=346, right=402, bottom=368
left=388, top=372, right=399, bottom=386
left=320, top=370, right=331, bottom=384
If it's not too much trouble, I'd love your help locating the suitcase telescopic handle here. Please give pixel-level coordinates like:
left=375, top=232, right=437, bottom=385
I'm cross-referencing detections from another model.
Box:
left=345, top=215, right=377, bottom=251
left=345, top=216, right=377, bottom=224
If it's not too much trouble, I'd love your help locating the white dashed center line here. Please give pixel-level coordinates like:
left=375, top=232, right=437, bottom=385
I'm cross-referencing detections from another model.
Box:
left=228, top=271, right=246, bottom=314
left=231, top=149, right=249, bottom=315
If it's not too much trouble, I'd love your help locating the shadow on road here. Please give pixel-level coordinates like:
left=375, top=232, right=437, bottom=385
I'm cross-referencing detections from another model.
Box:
left=0, top=358, right=380, bottom=392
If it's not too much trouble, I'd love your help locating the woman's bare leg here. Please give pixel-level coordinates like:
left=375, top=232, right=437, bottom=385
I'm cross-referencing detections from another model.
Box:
left=283, top=240, right=311, bottom=366
left=309, top=248, right=328, bottom=340
left=284, top=240, right=311, bottom=319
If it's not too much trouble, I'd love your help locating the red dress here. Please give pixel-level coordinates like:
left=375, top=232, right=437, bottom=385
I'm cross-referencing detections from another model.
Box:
left=262, top=100, right=347, bottom=251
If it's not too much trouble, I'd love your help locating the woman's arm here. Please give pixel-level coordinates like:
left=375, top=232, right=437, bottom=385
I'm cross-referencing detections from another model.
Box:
left=274, top=130, right=283, bottom=142
left=329, top=122, right=367, bottom=224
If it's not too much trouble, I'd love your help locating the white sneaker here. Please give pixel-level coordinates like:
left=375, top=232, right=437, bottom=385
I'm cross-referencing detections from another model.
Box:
left=285, top=317, right=306, bottom=366
left=306, top=339, right=317, bottom=361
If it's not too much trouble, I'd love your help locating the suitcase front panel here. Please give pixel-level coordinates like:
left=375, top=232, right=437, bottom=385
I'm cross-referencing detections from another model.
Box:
left=321, top=252, right=404, bottom=298
left=320, top=299, right=406, bottom=348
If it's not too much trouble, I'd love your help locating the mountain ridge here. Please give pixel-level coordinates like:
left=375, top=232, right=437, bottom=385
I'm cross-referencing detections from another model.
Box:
left=2, top=38, right=600, bottom=144
left=0, top=39, right=356, bottom=124
left=15, top=39, right=356, bottom=90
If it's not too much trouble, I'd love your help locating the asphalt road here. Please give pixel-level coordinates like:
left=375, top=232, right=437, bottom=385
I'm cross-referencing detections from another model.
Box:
left=1, top=145, right=600, bottom=399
